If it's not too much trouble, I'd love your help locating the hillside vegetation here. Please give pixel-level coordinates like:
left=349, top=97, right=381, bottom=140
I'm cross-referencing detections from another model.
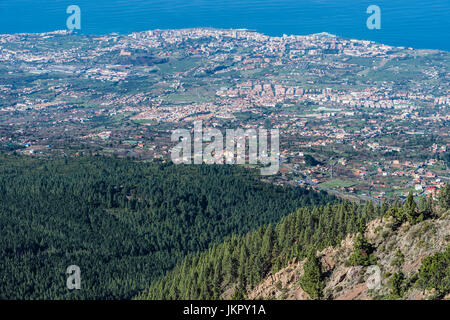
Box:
left=137, top=201, right=381, bottom=299
left=138, top=187, right=450, bottom=300
left=0, top=155, right=332, bottom=299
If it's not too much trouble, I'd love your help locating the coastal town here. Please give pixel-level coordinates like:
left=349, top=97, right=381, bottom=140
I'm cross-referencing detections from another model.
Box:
left=0, top=28, right=449, bottom=200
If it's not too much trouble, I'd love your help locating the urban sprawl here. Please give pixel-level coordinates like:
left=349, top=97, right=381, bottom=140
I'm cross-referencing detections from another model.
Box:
left=0, top=28, right=449, bottom=201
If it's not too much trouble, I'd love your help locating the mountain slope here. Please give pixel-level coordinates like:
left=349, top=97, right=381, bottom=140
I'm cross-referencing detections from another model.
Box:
left=137, top=201, right=381, bottom=299
left=0, top=155, right=333, bottom=299
left=248, top=212, right=449, bottom=300
left=138, top=190, right=450, bottom=300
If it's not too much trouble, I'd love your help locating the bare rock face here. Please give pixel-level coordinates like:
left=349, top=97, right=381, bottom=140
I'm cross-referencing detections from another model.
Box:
left=247, top=260, right=308, bottom=300
left=244, top=214, right=449, bottom=300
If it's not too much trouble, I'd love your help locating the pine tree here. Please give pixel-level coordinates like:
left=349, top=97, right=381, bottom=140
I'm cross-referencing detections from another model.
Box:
left=389, top=271, right=405, bottom=299
left=261, top=225, right=275, bottom=274
left=438, top=183, right=450, bottom=211
left=418, top=195, right=434, bottom=219
left=346, top=233, right=376, bottom=266
left=403, top=191, right=421, bottom=224
left=299, top=250, right=324, bottom=300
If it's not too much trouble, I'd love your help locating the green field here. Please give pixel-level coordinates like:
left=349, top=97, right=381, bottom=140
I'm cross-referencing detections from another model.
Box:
left=320, top=179, right=356, bottom=189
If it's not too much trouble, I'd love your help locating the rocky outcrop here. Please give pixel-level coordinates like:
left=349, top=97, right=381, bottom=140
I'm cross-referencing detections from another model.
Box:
left=244, top=213, right=449, bottom=300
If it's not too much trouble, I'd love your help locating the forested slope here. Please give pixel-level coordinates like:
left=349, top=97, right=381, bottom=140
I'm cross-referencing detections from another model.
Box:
left=137, top=188, right=450, bottom=300
left=0, top=154, right=333, bottom=299
left=137, top=201, right=381, bottom=299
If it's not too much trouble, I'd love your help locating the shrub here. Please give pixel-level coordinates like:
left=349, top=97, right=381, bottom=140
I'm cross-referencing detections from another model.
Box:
left=391, top=250, right=405, bottom=269
left=346, top=233, right=377, bottom=267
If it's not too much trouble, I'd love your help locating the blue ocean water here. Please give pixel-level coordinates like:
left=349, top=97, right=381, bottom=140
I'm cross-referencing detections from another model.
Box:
left=0, top=0, right=449, bottom=51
